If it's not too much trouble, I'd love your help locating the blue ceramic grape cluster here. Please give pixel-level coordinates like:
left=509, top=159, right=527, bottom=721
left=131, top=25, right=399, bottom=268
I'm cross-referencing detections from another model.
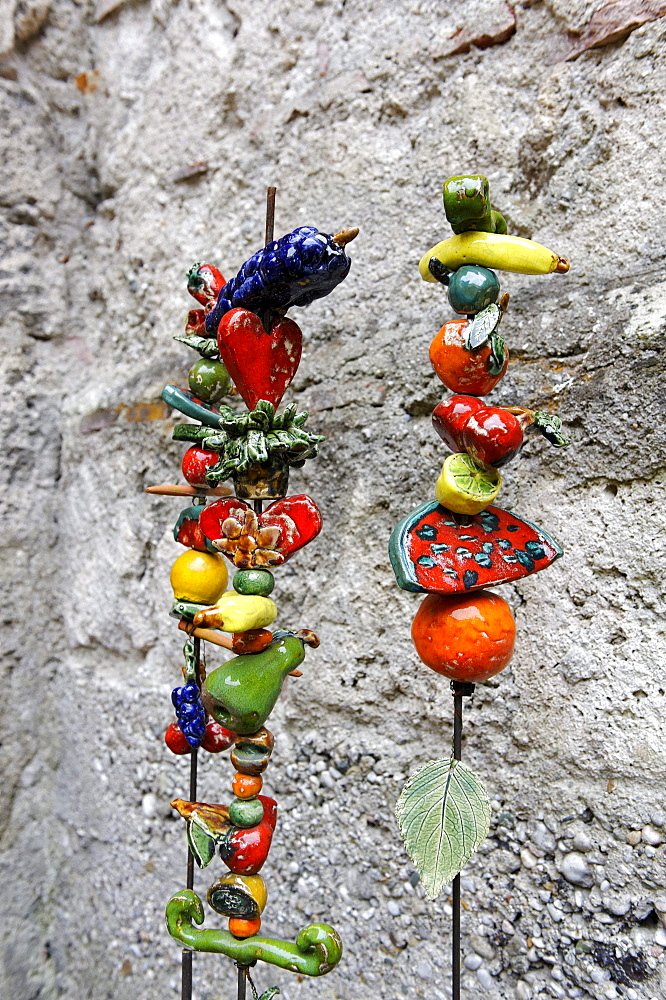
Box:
left=172, top=683, right=206, bottom=747
left=205, top=226, right=351, bottom=334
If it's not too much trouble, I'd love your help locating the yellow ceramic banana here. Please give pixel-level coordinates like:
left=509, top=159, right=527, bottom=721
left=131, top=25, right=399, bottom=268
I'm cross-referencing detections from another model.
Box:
left=194, top=592, right=277, bottom=633
left=420, top=231, right=569, bottom=280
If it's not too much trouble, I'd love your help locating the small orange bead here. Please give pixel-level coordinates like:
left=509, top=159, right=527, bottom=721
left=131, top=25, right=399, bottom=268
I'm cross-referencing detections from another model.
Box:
left=228, top=917, right=261, bottom=938
left=232, top=773, right=263, bottom=799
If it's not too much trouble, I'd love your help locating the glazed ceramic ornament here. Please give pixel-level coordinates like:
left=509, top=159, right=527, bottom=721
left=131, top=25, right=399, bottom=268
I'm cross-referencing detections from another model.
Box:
left=390, top=501, right=563, bottom=595
left=216, top=309, right=302, bottom=410
left=153, top=191, right=354, bottom=994
left=389, top=174, right=570, bottom=912
left=202, top=632, right=317, bottom=734
left=200, top=495, right=322, bottom=568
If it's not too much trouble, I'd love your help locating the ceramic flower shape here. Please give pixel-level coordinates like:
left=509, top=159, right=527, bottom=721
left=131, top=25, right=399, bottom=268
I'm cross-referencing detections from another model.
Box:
left=212, top=508, right=281, bottom=568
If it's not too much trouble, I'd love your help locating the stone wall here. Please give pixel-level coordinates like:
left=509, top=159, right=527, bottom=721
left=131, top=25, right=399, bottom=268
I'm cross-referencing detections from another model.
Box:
left=1, top=1, right=665, bottom=998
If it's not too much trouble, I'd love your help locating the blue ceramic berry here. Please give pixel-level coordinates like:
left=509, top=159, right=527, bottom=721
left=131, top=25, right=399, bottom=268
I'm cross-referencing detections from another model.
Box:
left=447, top=265, right=500, bottom=315
left=171, top=684, right=207, bottom=748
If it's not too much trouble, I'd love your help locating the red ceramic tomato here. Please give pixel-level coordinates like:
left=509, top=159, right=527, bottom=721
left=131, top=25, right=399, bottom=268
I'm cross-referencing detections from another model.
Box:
left=218, top=796, right=277, bottom=875
left=200, top=721, right=235, bottom=753
left=181, top=446, right=220, bottom=487
left=411, top=591, right=515, bottom=683
left=165, top=721, right=191, bottom=755
left=429, top=318, right=508, bottom=395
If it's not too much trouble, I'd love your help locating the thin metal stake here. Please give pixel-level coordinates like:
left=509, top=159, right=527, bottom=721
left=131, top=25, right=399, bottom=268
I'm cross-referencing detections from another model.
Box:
left=259, top=187, right=277, bottom=333
left=182, top=636, right=201, bottom=1000
left=265, top=186, right=276, bottom=244
left=451, top=680, right=474, bottom=1000
left=237, top=964, right=248, bottom=1000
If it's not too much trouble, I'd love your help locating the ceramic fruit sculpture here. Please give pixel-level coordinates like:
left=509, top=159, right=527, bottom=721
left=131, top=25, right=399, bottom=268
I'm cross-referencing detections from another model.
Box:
left=148, top=190, right=355, bottom=998
left=390, top=176, right=570, bottom=935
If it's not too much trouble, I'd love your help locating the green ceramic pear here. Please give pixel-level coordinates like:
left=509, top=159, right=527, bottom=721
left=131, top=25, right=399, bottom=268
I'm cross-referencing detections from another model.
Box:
left=202, top=634, right=306, bottom=734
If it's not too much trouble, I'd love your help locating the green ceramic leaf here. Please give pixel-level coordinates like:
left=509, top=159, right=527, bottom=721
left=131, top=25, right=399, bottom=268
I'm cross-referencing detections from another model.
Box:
left=396, top=758, right=490, bottom=900
left=188, top=819, right=216, bottom=868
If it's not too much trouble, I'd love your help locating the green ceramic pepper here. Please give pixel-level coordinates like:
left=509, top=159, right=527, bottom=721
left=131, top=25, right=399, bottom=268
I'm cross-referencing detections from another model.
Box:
left=443, top=175, right=507, bottom=235
left=202, top=633, right=307, bottom=734
left=166, top=890, right=342, bottom=976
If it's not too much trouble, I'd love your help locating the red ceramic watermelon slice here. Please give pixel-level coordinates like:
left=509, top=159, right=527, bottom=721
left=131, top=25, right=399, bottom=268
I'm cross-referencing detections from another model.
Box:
left=199, top=494, right=322, bottom=568
left=389, top=500, right=562, bottom=594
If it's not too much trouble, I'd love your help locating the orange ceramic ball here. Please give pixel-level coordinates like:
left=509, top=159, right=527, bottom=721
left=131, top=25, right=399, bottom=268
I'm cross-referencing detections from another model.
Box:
left=411, top=590, right=515, bottom=683
left=232, top=773, right=263, bottom=799
left=228, top=916, right=261, bottom=938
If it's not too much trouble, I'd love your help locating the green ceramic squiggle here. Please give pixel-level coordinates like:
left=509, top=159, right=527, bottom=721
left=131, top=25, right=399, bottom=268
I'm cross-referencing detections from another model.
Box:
left=166, top=890, right=343, bottom=976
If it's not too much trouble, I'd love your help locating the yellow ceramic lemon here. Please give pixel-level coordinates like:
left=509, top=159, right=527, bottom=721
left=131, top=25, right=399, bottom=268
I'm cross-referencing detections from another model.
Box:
left=435, top=452, right=501, bottom=515
left=170, top=550, right=228, bottom=604
left=193, top=591, right=277, bottom=633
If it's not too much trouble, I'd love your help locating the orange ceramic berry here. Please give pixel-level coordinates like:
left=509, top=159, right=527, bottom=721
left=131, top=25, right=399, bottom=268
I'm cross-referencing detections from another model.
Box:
left=228, top=916, right=261, bottom=938
left=429, top=318, right=508, bottom=396
left=232, top=773, right=263, bottom=799
left=411, top=590, right=515, bottom=683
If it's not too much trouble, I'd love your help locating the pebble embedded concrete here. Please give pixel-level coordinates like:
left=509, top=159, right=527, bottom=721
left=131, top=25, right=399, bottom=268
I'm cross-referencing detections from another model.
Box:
left=1, top=1, right=666, bottom=998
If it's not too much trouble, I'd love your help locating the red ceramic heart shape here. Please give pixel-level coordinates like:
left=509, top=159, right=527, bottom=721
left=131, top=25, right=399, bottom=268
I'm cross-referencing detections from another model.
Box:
left=199, top=494, right=322, bottom=568
left=216, top=307, right=302, bottom=410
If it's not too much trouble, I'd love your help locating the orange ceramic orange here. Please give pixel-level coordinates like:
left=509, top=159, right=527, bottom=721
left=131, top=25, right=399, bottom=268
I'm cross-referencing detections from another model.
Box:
left=228, top=916, right=261, bottom=938
left=232, top=773, right=263, bottom=799
left=429, top=318, right=509, bottom=396
left=411, top=590, right=515, bottom=682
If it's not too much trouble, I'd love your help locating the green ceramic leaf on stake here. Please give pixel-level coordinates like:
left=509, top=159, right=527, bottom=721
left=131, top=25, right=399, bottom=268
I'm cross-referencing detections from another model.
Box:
left=396, top=758, right=490, bottom=900
left=188, top=819, right=216, bottom=868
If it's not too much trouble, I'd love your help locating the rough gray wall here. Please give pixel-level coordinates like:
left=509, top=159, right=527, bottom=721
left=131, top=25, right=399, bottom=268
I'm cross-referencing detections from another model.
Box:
left=1, top=1, right=666, bottom=998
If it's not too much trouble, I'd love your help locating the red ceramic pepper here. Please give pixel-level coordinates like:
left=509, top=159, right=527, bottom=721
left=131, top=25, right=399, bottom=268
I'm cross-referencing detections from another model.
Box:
left=432, top=395, right=484, bottom=452
left=219, top=796, right=278, bottom=875
left=187, top=263, right=226, bottom=307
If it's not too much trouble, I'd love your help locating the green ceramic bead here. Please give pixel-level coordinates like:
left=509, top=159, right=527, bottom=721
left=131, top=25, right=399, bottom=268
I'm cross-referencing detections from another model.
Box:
left=188, top=359, right=231, bottom=404
left=447, top=266, right=500, bottom=315
left=229, top=797, right=265, bottom=828
left=233, top=569, right=275, bottom=597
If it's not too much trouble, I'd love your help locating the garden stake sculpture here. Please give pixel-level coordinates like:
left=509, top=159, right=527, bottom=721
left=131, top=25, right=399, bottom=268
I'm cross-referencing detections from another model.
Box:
left=389, top=175, right=570, bottom=999
left=148, top=188, right=356, bottom=1000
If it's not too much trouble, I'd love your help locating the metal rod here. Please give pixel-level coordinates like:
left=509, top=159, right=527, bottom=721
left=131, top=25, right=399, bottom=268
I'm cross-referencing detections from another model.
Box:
left=181, top=637, right=201, bottom=1000
left=259, top=187, right=277, bottom=334
left=237, top=964, right=247, bottom=1000
left=265, top=186, right=276, bottom=244
left=450, top=681, right=474, bottom=1000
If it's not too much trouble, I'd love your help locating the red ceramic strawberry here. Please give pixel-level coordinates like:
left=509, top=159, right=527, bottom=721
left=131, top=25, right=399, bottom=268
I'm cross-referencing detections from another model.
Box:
left=216, top=308, right=302, bottom=410
left=187, top=263, right=226, bottom=307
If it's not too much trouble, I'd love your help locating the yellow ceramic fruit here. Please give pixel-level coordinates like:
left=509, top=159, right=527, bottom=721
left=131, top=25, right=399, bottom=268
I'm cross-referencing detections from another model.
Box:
left=435, top=452, right=502, bottom=515
left=420, top=231, right=569, bottom=280
left=193, top=591, right=277, bottom=633
left=170, top=550, right=228, bottom=604
left=207, top=873, right=267, bottom=918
